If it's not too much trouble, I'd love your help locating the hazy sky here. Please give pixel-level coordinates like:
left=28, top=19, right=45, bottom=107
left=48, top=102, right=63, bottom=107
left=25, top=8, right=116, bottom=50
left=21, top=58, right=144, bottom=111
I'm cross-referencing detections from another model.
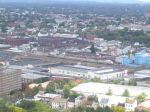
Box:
left=0, top=0, right=150, bottom=3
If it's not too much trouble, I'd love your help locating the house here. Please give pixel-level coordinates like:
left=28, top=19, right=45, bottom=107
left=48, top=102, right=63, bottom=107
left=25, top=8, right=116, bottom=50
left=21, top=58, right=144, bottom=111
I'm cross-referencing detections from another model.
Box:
left=67, top=97, right=76, bottom=108
left=97, top=95, right=126, bottom=108
left=99, top=98, right=109, bottom=107
left=75, top=96, right=85, bottom=107
left=67, top=96, right=85, bottom=108
left=34, top=92, right=67, bottom=109
left=52, top=97, right=68, bottom=110
left=125, top=98, right=137, bottom=112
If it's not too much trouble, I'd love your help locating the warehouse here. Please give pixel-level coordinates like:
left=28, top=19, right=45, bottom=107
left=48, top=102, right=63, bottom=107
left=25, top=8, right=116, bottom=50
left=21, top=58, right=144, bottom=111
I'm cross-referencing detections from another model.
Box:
left=48, top=64, right=128, bottom=80
left=71, top=82, right=150, bottom=97
left=134, top=70, right=150, bottom=80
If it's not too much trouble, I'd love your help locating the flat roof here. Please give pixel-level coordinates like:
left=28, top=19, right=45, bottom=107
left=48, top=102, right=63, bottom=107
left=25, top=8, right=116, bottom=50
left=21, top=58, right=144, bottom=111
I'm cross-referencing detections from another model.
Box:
left=22, top=73, right=48, bottom=80
left=134, top=70, right=150, bottom=79
left=135, top=70, right=150, bottom=75
left=71, top=82, right=150, bottom=97
left=0, top=67, right=20, bottom=75
left=50, top=65, right=123, bottom=75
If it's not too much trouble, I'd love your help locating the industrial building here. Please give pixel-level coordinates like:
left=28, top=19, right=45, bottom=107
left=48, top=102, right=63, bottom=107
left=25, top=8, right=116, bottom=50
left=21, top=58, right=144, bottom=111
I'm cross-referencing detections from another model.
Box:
left=122, top=52, right=150, bottom=67
left=22, top=73, right=49, bottom=84
left=71, top=82, right=150, bottom=97
left=134, top=70, right=150, bottom=80
left=48, top=64, right=128, bottom=80
left=0, top=67, right=22, bottom=95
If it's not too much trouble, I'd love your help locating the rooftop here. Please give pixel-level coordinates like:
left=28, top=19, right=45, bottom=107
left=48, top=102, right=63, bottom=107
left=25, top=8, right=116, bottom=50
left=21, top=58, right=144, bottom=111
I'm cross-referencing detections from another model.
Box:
left=71, top=82, right=150, bottom=97
left=50, top=64, right=122, bottom=75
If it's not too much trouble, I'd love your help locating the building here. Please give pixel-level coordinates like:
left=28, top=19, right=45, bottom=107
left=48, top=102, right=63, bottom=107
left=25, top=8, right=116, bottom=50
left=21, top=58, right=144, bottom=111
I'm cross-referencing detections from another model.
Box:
left=67, top=96, right=85, bottom=108
left=71, top=82, right=150, bottom=97
left=97, top=95, right=126, bottom=108
left=134, top=70, right=150, bottom=80
left=34, top=92, right=67, bottom=110
left=137, top=99, right=150, bottom=111
left=68, top=97, right=76, bottom=108
left=0, top=67, right=22, bottom=95
left=52, top=97, right=68, bottom=110
left=135, top=53, right=150, bottom=67
left=125, top=99, right=137, bottom=112
left=5, top=37, right=30, bottom=46
left=22, top=73, right=49, bottom=84
left=75, top=96, right=85, bottom=107
left=49, top=64, right=128, bottom=80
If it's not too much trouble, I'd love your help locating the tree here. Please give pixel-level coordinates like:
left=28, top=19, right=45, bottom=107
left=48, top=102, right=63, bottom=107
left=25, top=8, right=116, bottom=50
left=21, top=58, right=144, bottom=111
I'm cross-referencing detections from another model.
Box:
left=87, top=95, right=98, bottom=102
left=128, top=80, right=137, bottom=86
left=106, top=87, right=112, bottom=96
left=63, top=84, right=70, bottom=98
left=103, top=106, right=113, bottom=112
left=122, top=89, right=130, bottom=97
left=17, top=100, right=35, bottom=111
left=90, top=44, right=96, bottom=54
left=91, top=77, right=101, bottom=82
left=46, top=82, right=55, bottom=93
left=136, top=92, right=147, bottom=103
left=8, top=105, right=27, bottom=112
left=32, top=101, right=53, bottom=112
left=0, top=98, right=9, bottom=112
left=18, top=100, right=54, bottom=112
left=112, top=106, right=125, bottom=112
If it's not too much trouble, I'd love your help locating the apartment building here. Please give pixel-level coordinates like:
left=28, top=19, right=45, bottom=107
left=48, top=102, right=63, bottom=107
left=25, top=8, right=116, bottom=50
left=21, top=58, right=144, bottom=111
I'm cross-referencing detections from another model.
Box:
left=0, top=67, right=22, bottom=95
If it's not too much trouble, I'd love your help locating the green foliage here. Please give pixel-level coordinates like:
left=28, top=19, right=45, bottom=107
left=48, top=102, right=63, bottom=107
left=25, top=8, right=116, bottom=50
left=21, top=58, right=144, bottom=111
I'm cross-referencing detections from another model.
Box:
left=128, top=80, right=137, bottom=86
left=106, top=87, right=113, bottom=96
left=63, top=84, right=70, bottom=98
left=17, top=100, right=36, bottom=111
left=95, top=107, right=113, bottom=112
left=91, top=77, right=101, bottom=83
left=63, top=80, right=77, bottom=98
left=8, top=105, right=27, bottom=112
left=136, top=92, right=147, bottom=103
left=18, top=100, right=53, bottom=112
left=31, top=101, right=53, bottom=112
left=33, top=77, right=49, bottom=84
left=46, top=82, right=55, bottom=93
left=24, top=85, right=43, bottom=98
left=111, top=106, right=125, bottom=112
left=96, top=30, right=150, bottom=47
left=122, top=89, right=130, bottom=97
left=0, top=98, right=9, bottom=112
left=87, top=95, right=98, bottom=102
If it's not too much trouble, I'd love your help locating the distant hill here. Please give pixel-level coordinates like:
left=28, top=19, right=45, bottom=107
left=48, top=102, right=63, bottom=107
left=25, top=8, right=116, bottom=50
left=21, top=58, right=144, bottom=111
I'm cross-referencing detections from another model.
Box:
left=0, top=0, right=149, bottom=4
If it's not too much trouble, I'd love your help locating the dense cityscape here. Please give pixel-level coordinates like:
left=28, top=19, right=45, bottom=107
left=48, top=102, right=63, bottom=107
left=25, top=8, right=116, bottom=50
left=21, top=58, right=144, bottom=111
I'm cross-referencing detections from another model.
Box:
left=0, top=1, right=150, bottom=112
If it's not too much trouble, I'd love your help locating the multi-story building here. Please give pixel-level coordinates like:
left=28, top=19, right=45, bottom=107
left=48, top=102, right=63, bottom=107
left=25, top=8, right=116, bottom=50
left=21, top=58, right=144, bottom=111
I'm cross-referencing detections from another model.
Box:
left=0, top=67, right=22, bottom=95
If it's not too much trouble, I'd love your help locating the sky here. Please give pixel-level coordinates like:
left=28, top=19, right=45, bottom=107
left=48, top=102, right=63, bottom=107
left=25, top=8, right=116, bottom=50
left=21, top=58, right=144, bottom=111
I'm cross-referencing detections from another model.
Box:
left=0, top=0, right=150, bottom=3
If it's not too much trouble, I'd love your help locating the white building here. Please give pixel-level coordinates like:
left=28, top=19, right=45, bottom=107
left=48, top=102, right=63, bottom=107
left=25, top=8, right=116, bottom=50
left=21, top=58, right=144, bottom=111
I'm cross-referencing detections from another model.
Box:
left=48, top=65, right=128, bottom=80
left=67, top=96, right=85, bottom=108
left=34, top=92, right=67, bottom=109
left=97, top=95, right=126, bottom=107
left=34, top=91, right=61, bottom=101
left=125, top=99, right=137, bottom=112
left=75, top=96, right=85, bottom=107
